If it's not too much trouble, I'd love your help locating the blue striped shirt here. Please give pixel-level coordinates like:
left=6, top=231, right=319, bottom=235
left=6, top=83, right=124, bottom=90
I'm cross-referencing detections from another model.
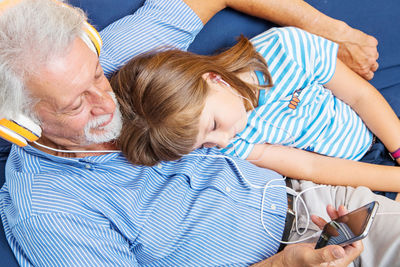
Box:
left=100, top=0, right=203, bottom=76
left=1, top=145, right=286, bottom=266
left=222, top=27, right=373, bottom=160
left=0, top=1, right=288, bottom=266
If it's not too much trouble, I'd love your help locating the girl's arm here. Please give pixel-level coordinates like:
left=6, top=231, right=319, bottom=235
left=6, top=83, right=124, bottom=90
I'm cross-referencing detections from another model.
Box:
left=247, top=143, right=400, bottom=192
left=325, top=59, right=400, bottom=164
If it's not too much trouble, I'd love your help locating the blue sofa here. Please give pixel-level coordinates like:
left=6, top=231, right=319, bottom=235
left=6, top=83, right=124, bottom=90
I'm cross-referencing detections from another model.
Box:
left=1, top=0, right=399, bottom=265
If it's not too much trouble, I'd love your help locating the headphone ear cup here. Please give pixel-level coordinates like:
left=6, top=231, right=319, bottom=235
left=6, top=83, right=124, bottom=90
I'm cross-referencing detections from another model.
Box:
left=0, top=124, right=28, bottom=147
left=0, top=115, right=42, bottom=147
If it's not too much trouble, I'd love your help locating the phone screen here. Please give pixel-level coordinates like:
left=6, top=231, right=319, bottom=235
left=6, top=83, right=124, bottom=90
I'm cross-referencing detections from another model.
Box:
left=315, top=201, right=379, bottom=249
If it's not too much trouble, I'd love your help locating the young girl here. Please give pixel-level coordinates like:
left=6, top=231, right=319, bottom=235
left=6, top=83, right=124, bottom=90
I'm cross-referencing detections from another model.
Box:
left=111, top=27, right=400, bottom=199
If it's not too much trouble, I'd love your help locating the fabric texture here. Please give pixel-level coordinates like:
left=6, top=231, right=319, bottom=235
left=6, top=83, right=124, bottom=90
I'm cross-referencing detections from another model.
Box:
left=222, top=27, right=373, bottom=160
left=99, top=0, right=203, bottom=77
left=1, top=0, right=400, bottom=265
left=1, top=145, right=286, bottom=266
left=2, top=142, right=400, bottom=266
left=288, top=179, right=400, bottom=267
left=0, top=0, right=202, bottom=265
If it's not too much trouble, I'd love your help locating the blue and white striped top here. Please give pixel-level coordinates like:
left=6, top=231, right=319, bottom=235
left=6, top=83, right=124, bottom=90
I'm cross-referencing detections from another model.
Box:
left=1, top=145, right=286, bottom=266
left=0, top=1, right=288, bottom=266
left=222, top=27, right=373, bottom=160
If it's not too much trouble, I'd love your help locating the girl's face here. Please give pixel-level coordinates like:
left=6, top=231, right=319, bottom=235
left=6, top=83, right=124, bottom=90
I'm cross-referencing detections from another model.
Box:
left=195, top=74, right=248, bottom=149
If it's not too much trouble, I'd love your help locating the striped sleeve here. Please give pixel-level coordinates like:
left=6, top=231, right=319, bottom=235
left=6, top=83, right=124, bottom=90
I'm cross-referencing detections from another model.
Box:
left=99, top=0, right=203, bottom=76
left=277, top=27, right=339, bottom=84
left=11, top=213, right=138, bottom=266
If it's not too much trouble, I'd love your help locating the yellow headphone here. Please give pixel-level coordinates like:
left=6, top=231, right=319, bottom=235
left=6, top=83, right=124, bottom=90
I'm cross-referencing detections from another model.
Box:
left=0, top=0, right=103, bottom=147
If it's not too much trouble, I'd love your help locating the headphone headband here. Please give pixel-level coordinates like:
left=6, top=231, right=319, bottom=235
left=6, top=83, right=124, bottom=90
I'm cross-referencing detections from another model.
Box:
left=83, top=21, right=102, bottom=56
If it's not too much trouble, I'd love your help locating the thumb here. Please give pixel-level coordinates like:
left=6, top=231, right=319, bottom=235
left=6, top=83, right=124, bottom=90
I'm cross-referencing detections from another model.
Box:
left=308, top=246, right=345, bottom=264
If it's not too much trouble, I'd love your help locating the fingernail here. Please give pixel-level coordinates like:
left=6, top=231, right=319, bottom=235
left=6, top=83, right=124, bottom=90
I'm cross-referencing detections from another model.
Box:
left=332, top=248, right=344, bottom=259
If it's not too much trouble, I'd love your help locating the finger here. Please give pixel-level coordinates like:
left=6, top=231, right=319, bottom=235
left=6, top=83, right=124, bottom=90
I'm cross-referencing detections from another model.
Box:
left=310, top=245, right=346, bottom=263
left=371, top=61, right=379, bottom=72
left=364, top=71, right=374, bottom=81
left=343, top=240, right=364, bottom=258
left=337, top=205, right=348, bottom=217
left=328, top=245, right=347, bottom=260
left=357, top=67, right=374, bottom=80
left=365, top=35, right=378, bottom=47
left=372, top=50, right=379, bottom=60
left=326, top=205, right=340, bottom=220
left=344, top=240, right=363, bottom=252
left=311, top=214, right=327, bottom=229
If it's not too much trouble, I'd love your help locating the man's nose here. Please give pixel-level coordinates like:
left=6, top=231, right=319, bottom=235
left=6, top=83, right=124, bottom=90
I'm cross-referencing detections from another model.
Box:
left=91, top=90, right=116, bottom=116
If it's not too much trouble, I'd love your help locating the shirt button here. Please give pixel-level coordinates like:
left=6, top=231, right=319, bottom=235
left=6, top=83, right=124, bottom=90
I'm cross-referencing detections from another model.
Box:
left=84, top=164, right=92, bottom=170
left=156, top=163, right=162, bottom=169
left=271, top=204, right=276, bottom=210
left=225, top=186, right=231, bottom=193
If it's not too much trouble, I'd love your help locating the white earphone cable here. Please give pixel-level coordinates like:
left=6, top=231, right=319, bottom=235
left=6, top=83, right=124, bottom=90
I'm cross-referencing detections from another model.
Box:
left=186, top=152, right=325, bottom=244
left=33, top=141, right=121, bottom=154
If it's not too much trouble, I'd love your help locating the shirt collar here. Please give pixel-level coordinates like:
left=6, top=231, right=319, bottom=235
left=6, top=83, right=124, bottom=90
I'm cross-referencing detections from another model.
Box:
left=21, top=144, right=121, bottom=165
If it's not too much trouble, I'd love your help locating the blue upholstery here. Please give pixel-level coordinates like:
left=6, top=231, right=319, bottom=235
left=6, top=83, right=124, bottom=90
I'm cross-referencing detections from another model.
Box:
left=1, top=0, right=399, bottom=264
left=0, top=139, right=13, bottom=265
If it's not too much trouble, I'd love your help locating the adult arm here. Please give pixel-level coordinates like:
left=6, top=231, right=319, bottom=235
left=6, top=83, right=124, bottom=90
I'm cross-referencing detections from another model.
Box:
left=251, top=242, right=362, bottom=267
left=100, top=0, right=376, bottom=78
left=325, top=59, right=400, bottom=165
left=184, top=0, right=378, bottom=80
left=247, top=143, right=400, bottom=192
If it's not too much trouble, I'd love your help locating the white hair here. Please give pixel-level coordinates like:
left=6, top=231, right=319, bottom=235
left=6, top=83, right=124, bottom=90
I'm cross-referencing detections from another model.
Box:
left=0, top=0, right=88, bottom=120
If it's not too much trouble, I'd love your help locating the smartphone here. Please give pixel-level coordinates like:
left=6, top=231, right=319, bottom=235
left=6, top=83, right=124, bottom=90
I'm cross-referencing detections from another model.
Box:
left=315, top=201, right=379, bottom=249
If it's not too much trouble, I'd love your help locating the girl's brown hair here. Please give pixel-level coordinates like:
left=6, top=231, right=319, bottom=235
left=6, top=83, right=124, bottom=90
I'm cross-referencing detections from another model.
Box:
left=111, top=36, right=272, bottom=166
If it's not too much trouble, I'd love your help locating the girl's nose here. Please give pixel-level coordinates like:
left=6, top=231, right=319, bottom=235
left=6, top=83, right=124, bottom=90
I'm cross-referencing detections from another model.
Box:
left=216, top=133, right=231, bottom=148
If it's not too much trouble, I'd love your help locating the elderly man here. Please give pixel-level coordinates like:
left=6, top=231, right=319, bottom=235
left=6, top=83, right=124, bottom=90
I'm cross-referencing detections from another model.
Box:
left=0, top=0, right=396, bottom=266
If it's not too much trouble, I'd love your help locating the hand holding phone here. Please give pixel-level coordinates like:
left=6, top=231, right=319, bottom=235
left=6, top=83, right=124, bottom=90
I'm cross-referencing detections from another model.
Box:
left=315, top=201, right=379, bottom=249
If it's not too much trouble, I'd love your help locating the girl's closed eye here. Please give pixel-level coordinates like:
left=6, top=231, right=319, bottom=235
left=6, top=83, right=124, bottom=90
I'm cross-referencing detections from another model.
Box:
left=212, top=120, right=217, bottom=131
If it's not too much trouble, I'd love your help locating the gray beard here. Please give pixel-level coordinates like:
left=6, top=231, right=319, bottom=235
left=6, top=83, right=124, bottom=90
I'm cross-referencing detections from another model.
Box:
left=83, top=91, right=123, bottom=144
